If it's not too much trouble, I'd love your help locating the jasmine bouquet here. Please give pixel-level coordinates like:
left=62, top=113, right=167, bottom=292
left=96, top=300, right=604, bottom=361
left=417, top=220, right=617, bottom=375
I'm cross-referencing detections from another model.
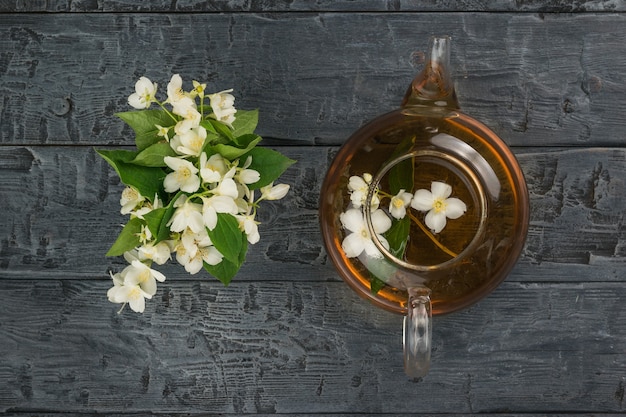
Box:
left=98, top=75, right=295, bottom=313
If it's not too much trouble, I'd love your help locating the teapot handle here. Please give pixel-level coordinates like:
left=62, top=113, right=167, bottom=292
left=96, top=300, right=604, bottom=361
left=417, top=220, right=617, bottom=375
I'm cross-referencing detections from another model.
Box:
left=403, top=286, right=432, bottom=378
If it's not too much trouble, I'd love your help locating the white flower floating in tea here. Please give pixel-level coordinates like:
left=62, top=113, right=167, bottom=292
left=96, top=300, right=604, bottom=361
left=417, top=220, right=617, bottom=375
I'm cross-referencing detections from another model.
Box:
left=340, top=208, right=392, bottom=258
left=98, top=74, right=295, bottom=313
left=389, top=189, right=413, bottom=220
left=411, top=181, right=467, bottom=234
left=341, top=174, right=467, bottom=260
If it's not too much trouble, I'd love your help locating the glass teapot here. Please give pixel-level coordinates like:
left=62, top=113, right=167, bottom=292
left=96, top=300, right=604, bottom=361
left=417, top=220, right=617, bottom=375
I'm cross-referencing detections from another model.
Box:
left=319, top=36, right=529, bottom=378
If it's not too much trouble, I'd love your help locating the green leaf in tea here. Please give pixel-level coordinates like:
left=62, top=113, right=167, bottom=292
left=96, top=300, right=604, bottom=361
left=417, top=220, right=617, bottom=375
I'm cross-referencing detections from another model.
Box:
left=385, top=216, right=410, bottom=258
left=370, top=275, right=387, bottom=294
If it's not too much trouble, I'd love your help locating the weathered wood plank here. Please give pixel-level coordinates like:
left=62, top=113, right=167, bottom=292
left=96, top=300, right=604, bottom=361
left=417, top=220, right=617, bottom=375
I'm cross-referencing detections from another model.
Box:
left=2, top=0, right=625, bottom=12
left=1, top=280, right=625, bottom=414
left=0, top=146, right=625, bottom=282
left=0, top=13, right=625, bottom=147
left=3, top=412, right=623, bottom=417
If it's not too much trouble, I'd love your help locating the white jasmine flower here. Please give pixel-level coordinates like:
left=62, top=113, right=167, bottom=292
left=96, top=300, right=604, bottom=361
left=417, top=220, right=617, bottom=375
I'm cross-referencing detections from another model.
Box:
left=237, top=168, right=260, bottom=184
left=201, top=195, right=239, bottom=230
left=191, top=80, right=206, bottom=98
left=172, top=126, right=207, bottom=157
left=107, top=280, right=152, bottom=313
left=260, top=182, right=290, bottom=201
left=167, top=74, right=186, bottom=104
left=163, top=156, right=200, bottom=193
left=200, top=166, right=239, bottom=230
left=125, top=259, right=166, bottom=288
left=155, top=124, right=170, bottom=138
left=173, top=116, right=200, bottom=137
left=133, top=194, right=163, bottom=219
left=107, top=260, right=165, bottom=313
left=109, top=270, right=124, bottom=287
left=136, top=224, right=152, bottom=245
left=175, top=106, right=202, bottom=130
left=235, top=183, right=253, bottom=213
left=123, top=249, right=142, bottom=264
left=183, top=245, right=222, bottom=274
left=389, top=189, right=413, bottom=219
left=199, top=245, right=223, bottom=266
left=174, top=241, right=193, bottom=272
left=236, top=214, right=260, bottom=244
left=209, top=89, right=237, bottom=127
left=181, top=227, right=212, bottom=252
left=120, top=186, right=145, bottom=215
left=200, top=153, right=228, bottom=184
left=176, top=229, right=223, bottom=274
left=340, top=208, right=391, bottom=258
left=347, top=174, right=379, bottom=209
left=215, top=177, right=239, bottom=200
left=137, top=241, right=171, bottom=265
left=177, top=244, right=222, bottom=274
left=235, top=156, right=260, bottom=184
left=167, top=195, right=205, bottom=234
left=411, top=181, right=467, bottom=234
left=167, top=74, right=199, bottom=122
left=128, top=76, right=157, bottom=109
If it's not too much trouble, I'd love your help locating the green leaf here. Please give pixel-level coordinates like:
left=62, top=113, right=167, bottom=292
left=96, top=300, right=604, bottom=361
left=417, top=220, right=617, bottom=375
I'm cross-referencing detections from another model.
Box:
left=97, top=149, right=165, bottom=200
left=241, top=147, right=296, bottom=190
left=117, top=110, right=177, bottom=151
left=206, top=213, right=244, bottom=265
left=207, top=119, right=234, bottom=142
left=370, top=275, right=387, bottom=294
left=203, top=229, right=248, bottom=286
left=385, top=216, right=410, bottom=258
left=143, top=192, right=181, bottom=243
left=203, top=258, right=239, bottom=286
left=231, top=109, right=258, bottom=137
left=131, top=142, right=177, bottom=167
left=207, top=134, right=262, bottom=160
left=143, top=208, right=167, bottom=242
left=106, top=217, right=143, bottom=257
left=388, top=157, right=414, bottom=195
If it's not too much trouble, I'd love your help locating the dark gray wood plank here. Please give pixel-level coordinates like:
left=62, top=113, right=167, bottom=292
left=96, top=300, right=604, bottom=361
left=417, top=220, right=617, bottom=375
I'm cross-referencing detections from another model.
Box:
left=2, top=0, right=624, bottom=12
left=1, top=280, right=625, bottom=414
left=0, top=13, right=625, bottom=147
left=0, top=146, right=624, bottom=282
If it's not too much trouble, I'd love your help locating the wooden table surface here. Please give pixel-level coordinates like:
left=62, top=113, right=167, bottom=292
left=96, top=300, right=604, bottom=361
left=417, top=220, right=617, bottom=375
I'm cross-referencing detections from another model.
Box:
left=1, top=1, right=626, bottom=415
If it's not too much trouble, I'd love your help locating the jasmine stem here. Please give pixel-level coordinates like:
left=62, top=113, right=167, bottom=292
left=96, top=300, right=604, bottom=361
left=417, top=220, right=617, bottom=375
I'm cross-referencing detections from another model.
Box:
left=156, top=99, right=178, bottom=123
left=408, top=211, right=458, bottom=258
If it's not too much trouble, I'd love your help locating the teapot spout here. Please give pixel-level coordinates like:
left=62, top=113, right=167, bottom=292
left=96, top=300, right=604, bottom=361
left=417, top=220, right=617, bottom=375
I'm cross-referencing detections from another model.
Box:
left=402, top=36, right=459, bottom=110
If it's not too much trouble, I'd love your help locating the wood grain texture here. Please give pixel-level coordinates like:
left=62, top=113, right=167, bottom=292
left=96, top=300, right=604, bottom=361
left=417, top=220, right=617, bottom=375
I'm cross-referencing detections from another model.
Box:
left=0, top=13, right=625, bottom=147
left=0, top=146, right=624, bottom=282
left=1, top=280, right=626, bottom=414
left=1, top=4, right=626, bottom=416
left=2, top=0, right=625, bottom=12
